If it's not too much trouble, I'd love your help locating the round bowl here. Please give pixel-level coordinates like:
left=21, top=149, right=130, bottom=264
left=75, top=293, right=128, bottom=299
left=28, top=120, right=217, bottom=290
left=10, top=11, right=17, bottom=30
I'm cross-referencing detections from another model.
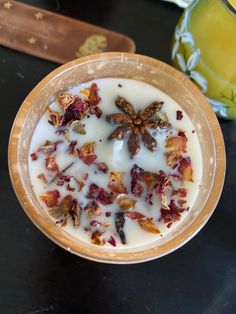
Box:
left=8, top=52, right=226, bottom=263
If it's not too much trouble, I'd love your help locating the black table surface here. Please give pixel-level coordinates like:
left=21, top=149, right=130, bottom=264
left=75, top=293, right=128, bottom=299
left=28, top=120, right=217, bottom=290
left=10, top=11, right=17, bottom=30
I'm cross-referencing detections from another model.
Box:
left=1, top=1, right=236, bottom=313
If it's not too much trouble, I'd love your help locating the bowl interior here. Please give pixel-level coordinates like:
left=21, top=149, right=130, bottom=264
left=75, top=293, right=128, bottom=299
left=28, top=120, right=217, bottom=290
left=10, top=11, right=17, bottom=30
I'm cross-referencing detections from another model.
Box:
left=9, top=53, right=225, bottom=263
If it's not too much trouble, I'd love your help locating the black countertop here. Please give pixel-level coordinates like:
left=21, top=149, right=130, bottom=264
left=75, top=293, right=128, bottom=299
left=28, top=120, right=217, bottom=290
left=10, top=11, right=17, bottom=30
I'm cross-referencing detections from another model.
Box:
left=1, top=1, right=236, bottom=313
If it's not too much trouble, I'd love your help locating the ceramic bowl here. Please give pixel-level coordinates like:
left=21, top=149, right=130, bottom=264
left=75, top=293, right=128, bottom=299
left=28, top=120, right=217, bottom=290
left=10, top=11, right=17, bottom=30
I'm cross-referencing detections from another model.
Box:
left=8, top=52, right=226, bottom=263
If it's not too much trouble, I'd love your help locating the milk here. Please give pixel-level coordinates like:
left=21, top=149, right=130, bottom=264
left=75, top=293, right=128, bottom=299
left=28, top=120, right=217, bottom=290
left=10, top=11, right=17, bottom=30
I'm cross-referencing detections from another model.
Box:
left=29, top=78, right=202, bottom=248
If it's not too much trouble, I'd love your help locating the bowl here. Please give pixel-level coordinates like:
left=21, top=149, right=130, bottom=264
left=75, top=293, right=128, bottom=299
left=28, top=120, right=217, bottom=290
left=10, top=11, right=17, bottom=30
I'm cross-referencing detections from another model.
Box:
left=8, top=52, right=226, bottom=263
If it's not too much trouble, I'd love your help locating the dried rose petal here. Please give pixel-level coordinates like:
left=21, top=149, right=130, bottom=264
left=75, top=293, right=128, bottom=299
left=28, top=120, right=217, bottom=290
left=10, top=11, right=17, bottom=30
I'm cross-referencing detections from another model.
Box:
left=96, top=162, right=108, bottom=174
left=78, top=142, right=97, bottom=165
left=172, top=188, right=187, bottom=198
left=81, top=83, right=102, bottom=118
left=178, top=157, right=193, bottom=182
left=45, top=154, right=59, bottom=172
left=90, top=220, right=102, bottom=227
left=66, top=183, right=75, bottom=192
left=84, top=200, right=102, bottom=218
left=91, top=230, right=105, bottom=246
left=118, top=197, right=136, bottom=211
left=56, top=129, right=70, bottom=142
left=48, top=108, right=64, bottom=128
left=138, top=218, right=160, bottom=234
left=124, top=212, right=145, bottom=220
left=165, top=150, right=182, bottom=168
left=105, top=211, right=111, bottom=217
left=67, top=141, right=78, bottom=155
left=37, top=173, right=48, bottom=184
left=57, top=92, right=76, bottom=110
left=63, top=99, right=88, bottom=125
left=40, top=190, right=60, bottom=208
left=178, top=130, right=187, bottom=140
left=176, top=110, right=183, bottom=120
left=140, top=171, right=160, bottom=191
left=86, top=183, right=114, bottom=205
left=160, top=200, right=188, bottom=225
left=38, top=140, right=62, bottom=155
left=108, top=172, right=127, bottom=194
left=156, top=170, right=171, bottom=195
left=30, top=152, right=38, bottom=161
left=107, top=236, right=116, bottom=247
left=131, top=164, right=144, bottom=197
left=161, top=195, right=170, bottom=210
left=145, top=192, right=153, bottom=205
left=165, top=136, right=187, bottom=153
left=74, top=178, right=85, bottom=192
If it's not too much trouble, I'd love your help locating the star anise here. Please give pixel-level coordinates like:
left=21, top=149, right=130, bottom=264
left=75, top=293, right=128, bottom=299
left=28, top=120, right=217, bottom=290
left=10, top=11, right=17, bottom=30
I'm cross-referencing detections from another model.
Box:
left=106, top=96, right=163, bottom=158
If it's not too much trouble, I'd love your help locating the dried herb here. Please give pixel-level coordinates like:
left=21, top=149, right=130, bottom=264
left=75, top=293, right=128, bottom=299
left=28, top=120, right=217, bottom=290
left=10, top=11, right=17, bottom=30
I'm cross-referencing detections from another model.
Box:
left=66, top=183, right=75, bottom=192
left=71, top=120, right=86, bottom=134
left=74, top=178, right=85, bottom=191
left=115, top=212, right=126, bottom=244
left=106, top=96, right=163, bottom=158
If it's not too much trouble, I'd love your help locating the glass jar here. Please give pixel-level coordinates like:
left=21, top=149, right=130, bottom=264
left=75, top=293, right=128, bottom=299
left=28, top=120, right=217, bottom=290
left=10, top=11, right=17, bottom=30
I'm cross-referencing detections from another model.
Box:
left=172, top=0, right=236, bottom=119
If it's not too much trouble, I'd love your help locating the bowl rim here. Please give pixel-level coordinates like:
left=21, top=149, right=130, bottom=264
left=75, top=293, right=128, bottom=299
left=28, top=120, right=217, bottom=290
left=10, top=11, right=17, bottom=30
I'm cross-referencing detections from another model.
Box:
left=8, top=52, right=226, bottom=264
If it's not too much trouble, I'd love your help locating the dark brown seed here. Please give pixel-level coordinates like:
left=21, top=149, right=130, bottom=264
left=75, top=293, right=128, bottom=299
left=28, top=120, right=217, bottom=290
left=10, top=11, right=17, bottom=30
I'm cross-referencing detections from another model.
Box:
left=128, top=132, right=141, bottom=158
left=140, top=102, right=162, bottom=120
left=141, top=127, right=157, bottom=152
left=106, top=113, right=132, bottom=124
left=108, top=125, right=132, bottom=140
left=115, top=96, right=136, bottom=117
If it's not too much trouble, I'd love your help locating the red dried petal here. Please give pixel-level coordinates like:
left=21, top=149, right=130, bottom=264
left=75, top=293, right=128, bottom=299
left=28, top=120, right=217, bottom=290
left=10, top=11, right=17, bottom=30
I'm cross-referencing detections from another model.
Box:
left=178, top=130, right=187, bottom=140
left=107, top=236, right=116, bottom=247
left=45, top=154, right=59, bottom=172
left=178, top=157, right=193, bottom=182
left=165, top=150, right=182, bottom=168
left=176, top=110, right=183, bottom=120
left=86, top=184, right=114, bottom=205
left=131, top=164, right=144, bottom=196
left=31, top=152, right=38, bottom=161
left=105, top=211, right=111, bottom=217
left=90, top=220, right=102, bottom=227
left=84, top=200, right=102, bottom=218
left=38, top=140, right=62, bottom=155
left=48, top=108, right=64, bottom=128
left=67, top=141, right=78, bottom=155
left=78, top=142, right=97, bottom=165
left=40, top=190, right=60, bottom=207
